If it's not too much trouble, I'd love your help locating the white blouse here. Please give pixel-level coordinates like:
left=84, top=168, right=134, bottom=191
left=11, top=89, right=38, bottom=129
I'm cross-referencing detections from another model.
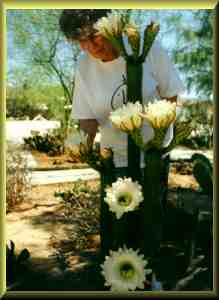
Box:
left=72, top=40, right=185, bottom=167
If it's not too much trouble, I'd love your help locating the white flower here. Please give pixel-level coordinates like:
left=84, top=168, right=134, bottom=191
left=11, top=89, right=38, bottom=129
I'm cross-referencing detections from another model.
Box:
left=104, top=177, right=143, bottom=219
left=94, top=12, right=124, bottom=38
left=109, top=102, right=143, bottom=133
left=141, top=99, right=176, bottom=129
left=101, top=246, right=152, bottom=291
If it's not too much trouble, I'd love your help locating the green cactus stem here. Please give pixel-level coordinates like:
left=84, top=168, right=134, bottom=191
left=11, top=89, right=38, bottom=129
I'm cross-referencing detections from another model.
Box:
left=99, top=20, right=160, bottom=259
left=142, top=150, right=165, bottom=258
left=99, top=157, right=116, bottom=261
left=126, top=60, right=143, bottom=183
left=122, top=60, right=143, bottom=251
left=120, top=22, right=160, bottom=252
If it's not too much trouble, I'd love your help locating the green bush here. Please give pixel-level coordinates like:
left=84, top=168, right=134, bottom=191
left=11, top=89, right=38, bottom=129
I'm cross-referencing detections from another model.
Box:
left=177, top=101, right=213, bottom=149
left=6, top=97, right=44, bottom=120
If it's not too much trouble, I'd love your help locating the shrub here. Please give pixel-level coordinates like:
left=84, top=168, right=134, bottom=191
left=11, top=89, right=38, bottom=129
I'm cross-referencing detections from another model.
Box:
left=23, top=128, right=65, bottom=156
left=6, top=143, right=31, bottom=213
left=54, top=180, right=100, bottom=250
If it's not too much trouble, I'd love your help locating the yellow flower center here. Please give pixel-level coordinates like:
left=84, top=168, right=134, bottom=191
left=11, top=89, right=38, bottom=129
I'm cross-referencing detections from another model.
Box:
left=120, top=262, right=135, bottom=279
left=117, top=193, right=132, bottom=206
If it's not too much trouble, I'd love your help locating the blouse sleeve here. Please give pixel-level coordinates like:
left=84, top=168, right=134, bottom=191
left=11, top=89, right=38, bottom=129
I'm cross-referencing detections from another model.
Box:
left=71, top=59, right=96, bottom=120
left=150, top=40, right=185, bottom=98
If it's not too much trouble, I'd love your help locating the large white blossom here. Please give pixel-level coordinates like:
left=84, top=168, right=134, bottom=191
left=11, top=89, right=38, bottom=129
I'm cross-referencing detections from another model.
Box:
left=101, top=246, right=152, bottom=291
left=104, top=177, right=143, bottom=219
left=109, top=102, right=143, bottom=133
left=141, top=99, right=176, bottom=129
left=94, top=12, right=124, bottom=38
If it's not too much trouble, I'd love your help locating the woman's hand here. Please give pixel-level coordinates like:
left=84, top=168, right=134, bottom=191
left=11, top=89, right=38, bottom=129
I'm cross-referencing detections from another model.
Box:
left=79, top=119, right=99, bottom=144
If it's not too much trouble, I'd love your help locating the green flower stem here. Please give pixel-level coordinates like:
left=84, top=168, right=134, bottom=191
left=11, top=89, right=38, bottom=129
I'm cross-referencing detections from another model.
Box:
left=140, top=23, right=160, bottom=63
left=162, top=121, right=193, bottom=154
left=109, top=35, right=128, bottom=59
left=142, top=150, right=164, bottom=258
left=126, top=60, right=143, bottom=183
left=130, top=129, right=144, bottom=150
left=146, top=127, right=168, bottom=150
left=127, top=34, right=141, bottom=61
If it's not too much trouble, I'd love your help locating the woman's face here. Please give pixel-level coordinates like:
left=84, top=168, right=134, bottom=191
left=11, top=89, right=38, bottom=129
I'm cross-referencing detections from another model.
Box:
left=79, top=34, right=119, bottom=62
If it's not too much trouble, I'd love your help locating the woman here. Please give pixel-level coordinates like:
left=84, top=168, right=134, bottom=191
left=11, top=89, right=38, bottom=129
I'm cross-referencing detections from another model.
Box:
left=59, top=9, right=184, bottom=171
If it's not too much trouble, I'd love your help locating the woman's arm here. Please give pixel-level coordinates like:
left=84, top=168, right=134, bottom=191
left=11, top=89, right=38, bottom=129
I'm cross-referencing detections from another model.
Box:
left=156, top=86, right=178, bottom=103
left=79, top=119, right=99, bottom=144
left=162, top=95, right=177, bottom=103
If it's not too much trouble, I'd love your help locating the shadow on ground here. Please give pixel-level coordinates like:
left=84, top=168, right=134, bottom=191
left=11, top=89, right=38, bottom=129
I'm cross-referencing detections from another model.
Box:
left=7, top=249, right=106, bottom=292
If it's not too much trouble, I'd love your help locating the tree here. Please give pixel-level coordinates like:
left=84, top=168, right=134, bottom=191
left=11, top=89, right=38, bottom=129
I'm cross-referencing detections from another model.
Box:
left=166, top=10, right=214, bottom=99
left=7, top=9, right=81, bottom=132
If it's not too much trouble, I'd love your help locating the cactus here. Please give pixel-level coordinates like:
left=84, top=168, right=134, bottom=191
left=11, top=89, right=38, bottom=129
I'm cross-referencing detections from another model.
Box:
left=191, top=153, right=213, bottom=198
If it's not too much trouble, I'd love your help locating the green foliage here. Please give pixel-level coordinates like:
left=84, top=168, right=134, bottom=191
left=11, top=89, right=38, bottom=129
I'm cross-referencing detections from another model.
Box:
left=7, top=9, right=80, bottom=126
left=192, top=153, right=213, bottom=197
left=179, top=101, right=213, bottom=125
left=7, top=83, right=67, bottom=120
left=54, top=180, right=97, bottom=203
left=23, top=128, right=65, bottom=156
left=167, top=10, right=214, bottom=98
left=177, top=101, right=213, bottom=149
left=182, top=124, right=213, bottom=150
left=6, top=143, right=31, bottom=213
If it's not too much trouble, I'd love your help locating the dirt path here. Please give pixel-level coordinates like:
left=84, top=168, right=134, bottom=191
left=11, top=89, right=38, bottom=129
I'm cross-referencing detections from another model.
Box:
left=6, top=183, right=77, bottom=279
left=6, top=170, right=211, bottom=291
left=6, top=180, right=103, bottom=291
left=6, top=173, right=198, bottom=255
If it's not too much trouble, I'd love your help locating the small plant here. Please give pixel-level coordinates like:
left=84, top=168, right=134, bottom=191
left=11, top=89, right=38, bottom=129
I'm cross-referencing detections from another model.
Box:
left=23, top=128, right=64, bottom=156
left=6, top=143, right=31, bottom=212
